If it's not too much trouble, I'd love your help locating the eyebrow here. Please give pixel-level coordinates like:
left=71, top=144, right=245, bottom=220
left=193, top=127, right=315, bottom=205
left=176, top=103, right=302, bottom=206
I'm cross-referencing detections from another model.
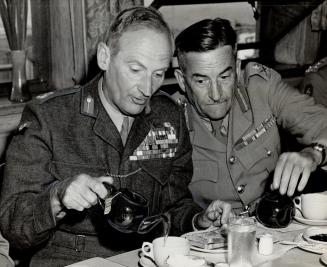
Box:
left=192, top=66, right=233, bottom=78
left=127, top=60, right=169, bottom=72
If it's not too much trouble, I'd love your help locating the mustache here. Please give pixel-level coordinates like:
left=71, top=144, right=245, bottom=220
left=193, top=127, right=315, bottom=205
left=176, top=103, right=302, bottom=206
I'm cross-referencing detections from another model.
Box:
left=208, top=97, right=228, bottom=104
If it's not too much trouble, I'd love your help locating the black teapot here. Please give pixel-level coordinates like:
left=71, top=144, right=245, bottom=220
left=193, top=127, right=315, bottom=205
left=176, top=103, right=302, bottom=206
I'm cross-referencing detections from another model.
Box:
left=255, top=191, right=295, bottom=228
left=99, top=184, right=168, bottom=234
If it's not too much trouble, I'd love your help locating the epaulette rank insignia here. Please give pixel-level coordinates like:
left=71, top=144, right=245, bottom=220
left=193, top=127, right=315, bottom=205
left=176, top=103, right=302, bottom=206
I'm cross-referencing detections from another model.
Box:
left=129, top=122, right=178, bottom=161
left=306, top=57, right=327, bottom=73
left=35, top=91, right=54, bottom=101
left=82, top=95, right=95, bottom=116
left=36, top=86, right=81, bottom=104
left=252, top=63, right=270, bottom=77
left=17, top=121, right=31, bottom=132
left=235, top=115, right=276, bottom=150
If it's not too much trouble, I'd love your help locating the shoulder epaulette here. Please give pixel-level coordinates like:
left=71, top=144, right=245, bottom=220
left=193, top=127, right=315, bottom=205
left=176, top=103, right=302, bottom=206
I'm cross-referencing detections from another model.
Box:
left=244, top=62, right=271, bottom=82
left=35, top=85, right=81, bottom=104
left=306, top=57, right=327, bottom=73
left=157, top=89, right=187, bottom=107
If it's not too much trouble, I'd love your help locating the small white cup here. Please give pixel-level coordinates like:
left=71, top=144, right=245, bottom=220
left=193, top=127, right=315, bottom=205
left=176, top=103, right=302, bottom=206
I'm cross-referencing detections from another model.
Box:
left=141, top=236, right=190, bottom=267
left=294, top=193, right=327, bottom=220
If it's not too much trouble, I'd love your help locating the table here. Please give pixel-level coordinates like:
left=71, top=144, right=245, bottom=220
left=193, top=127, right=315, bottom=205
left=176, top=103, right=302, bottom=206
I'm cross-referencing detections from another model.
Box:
left=67, top=223, right=326, bottom=267
left=105, top=247, right=324, bottom=267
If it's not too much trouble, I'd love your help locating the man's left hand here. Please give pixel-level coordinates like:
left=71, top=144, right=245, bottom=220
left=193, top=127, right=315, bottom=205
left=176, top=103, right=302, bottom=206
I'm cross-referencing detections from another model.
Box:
left=272, top=147, right=322, bottom=196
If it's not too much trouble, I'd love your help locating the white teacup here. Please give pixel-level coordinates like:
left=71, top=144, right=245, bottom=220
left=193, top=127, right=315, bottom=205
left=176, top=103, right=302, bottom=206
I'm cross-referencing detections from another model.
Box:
left=294, top=192, right=327, bottom=220
left=141, top=236, right=190, bottom=267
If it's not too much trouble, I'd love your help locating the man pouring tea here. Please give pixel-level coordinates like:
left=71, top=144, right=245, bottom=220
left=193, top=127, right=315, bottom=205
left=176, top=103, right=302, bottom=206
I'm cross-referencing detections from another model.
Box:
left=173, top=17, right=327, bottom=217
left=0, top=7, right=231, bottom=267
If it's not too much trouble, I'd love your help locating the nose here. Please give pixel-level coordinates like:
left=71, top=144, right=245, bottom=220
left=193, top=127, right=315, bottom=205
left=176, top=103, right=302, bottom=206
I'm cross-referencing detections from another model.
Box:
left=139, top=75, right=152, bottom=97
left=209, top=80, right=222, bottom=101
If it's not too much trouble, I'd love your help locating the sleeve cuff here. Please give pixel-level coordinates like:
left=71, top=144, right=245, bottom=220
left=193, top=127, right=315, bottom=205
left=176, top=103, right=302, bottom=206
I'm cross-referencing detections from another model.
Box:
left=33, top=184, right=61, bottom=234
left=192, top=212, right=206, bottom=231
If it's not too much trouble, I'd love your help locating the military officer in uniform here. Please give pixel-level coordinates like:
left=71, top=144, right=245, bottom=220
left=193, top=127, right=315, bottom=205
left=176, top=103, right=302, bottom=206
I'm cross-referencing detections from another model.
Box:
left=173, top=18, right=327, bottom=216
left=299, top=56, right=327, bottom=108
left=0, top=8, right=231, bottom=266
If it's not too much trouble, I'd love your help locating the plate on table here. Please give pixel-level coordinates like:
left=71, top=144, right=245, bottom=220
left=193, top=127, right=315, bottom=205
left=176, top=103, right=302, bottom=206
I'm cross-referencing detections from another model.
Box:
left=294, top=233, right=327, bottom=254
left=181, top=228, right=227, bottom=254
left=303, top=227, right=327, bottom=246
left=294, top=210, right=327, bottom=226
left=321, top=253, right=327, bottom=265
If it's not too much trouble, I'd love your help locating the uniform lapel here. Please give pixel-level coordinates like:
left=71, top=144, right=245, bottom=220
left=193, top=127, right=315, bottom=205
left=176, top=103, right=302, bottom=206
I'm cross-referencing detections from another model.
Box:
left=93, top=103, right=124, bottom=154
left=80, top=76, right=124, bottom=154
left=189, top=106, right=225, bottom=152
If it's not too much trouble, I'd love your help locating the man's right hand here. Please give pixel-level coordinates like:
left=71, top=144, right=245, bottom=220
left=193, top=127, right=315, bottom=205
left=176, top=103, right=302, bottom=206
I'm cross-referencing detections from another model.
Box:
left=53, top=174, right=113, bottom=213
left=196, top=200, right=234, bottom=229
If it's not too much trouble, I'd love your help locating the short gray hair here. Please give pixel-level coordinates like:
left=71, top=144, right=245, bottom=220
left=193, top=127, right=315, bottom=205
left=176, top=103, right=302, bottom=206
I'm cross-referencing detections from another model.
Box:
left=107, top=6, right=173, bottom=55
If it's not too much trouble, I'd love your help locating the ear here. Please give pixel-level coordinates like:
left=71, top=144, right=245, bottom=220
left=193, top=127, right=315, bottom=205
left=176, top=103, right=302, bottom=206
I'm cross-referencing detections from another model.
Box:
left=97, top=42, right=111, bottom=71
left=174, top=69, right=186, bottom=93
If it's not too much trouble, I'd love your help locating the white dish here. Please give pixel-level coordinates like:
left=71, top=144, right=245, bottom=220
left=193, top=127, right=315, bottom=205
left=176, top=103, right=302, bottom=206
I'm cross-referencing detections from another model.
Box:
left=139, top=254, right=157, bottom=267
left=321, top=253, right=327, bottom=265
left=303, top=227, right=327, bottom=245
left=294, top=234, right=327, bottom=254
left=294, top=210, right=327, bottom=226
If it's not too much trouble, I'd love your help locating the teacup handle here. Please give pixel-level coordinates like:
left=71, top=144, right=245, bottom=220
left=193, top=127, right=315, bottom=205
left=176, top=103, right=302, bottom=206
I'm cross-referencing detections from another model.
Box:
left=293, top=196, right=302, bottom=211
left=142, top=242, right=154, bottom=259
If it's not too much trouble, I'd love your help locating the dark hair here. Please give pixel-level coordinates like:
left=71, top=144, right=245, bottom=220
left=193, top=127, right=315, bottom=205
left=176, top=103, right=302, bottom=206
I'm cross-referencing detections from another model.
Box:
left=175, top=18, right=236, bottom=69
left=106, top=6, right=173, bottom=55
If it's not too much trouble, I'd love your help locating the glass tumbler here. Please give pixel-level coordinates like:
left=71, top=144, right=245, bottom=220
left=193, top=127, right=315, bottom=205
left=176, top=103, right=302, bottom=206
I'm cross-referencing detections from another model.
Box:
left=228, top=216, right=257, bottom=267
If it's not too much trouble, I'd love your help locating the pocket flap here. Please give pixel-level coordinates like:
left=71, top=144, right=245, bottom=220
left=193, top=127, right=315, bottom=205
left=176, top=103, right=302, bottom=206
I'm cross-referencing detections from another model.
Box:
left=192, top=160, right=218, bottom=183
left=139, top=159, right=171, bottom=186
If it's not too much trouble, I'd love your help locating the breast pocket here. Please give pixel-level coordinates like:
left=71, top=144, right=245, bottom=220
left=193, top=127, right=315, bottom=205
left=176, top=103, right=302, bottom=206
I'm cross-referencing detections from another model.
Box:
left=138, top=159, right=172, bottom=186
left=191, top=160, right=219, bottom=185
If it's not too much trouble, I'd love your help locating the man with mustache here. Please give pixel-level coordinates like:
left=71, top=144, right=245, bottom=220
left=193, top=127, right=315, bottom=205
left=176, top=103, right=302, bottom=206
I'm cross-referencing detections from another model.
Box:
left=173, top=18, right=327, bottom=218
left=0, top=7, right=230, bottom=266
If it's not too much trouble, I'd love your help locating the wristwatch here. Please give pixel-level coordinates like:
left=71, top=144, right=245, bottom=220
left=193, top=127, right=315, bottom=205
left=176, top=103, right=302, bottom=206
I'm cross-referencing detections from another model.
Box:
left=310, top=143, right=326, bottom=166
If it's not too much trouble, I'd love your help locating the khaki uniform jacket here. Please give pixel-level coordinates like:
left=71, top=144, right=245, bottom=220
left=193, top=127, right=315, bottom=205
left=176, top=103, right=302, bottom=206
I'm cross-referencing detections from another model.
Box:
left=0, top=75, right=200, bottom=257
left=185, top=63, right=327, bottom=212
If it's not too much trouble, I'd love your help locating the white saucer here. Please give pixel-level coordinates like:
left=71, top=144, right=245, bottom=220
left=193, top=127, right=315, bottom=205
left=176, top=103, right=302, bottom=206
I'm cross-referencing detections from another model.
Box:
left=294, top=234, right=327, bottom=254
left=303, top=227, right=327, bottom=246
left=294, top=210, right=327, bottom=226
left=139, top=255, right=157, bottom=267
left=321, top=253, right=327, bottom=265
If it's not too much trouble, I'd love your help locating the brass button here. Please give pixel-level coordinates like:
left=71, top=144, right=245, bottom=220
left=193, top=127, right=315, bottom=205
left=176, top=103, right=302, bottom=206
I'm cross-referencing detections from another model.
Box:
left=229, top=156, right=236, bottom=164
left=237, top=185, right=245, bottom=194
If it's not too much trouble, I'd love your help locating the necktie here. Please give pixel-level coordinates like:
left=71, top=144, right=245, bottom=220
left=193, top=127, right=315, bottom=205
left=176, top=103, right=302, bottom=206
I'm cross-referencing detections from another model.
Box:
left=120, top=117, right=129, bottom=146
left=211, top=120, right=227, bottom=144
